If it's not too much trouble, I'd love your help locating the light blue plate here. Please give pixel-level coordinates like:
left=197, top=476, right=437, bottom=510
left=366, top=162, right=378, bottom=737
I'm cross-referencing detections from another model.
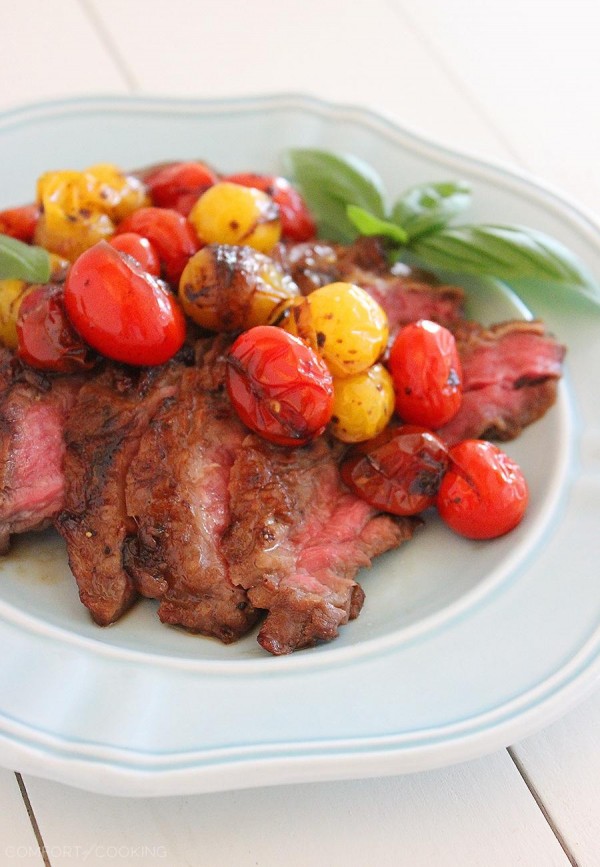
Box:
left=0, top=95, right=599, bottom=796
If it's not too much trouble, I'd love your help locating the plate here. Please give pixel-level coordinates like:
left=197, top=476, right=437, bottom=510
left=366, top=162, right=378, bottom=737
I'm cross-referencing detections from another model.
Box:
left=0, top=95, right=599, bottom=796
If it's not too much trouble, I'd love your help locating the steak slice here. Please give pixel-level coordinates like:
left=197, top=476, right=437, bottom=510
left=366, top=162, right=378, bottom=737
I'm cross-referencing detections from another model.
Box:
left=277, top=239, right=465, bottom=338
left=340, top=266, right=466, bottom=337
left=125, top=360, right=258, bottom=644
left=223, top=435, right=417, bottom=655
left=0, top=349, right=80, bottom=553
left=438, top=320, right=566, bottom=444
left=56, top=363, right=181, bottom=625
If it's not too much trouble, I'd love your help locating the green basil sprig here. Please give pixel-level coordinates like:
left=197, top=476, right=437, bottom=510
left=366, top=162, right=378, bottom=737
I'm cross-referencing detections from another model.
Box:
left=0, top=234, right=51, bottom=283
left=284, top=149, right=386, bottom=244
left=391, top=180, right=471, bottom=240
left=285, top=149, right=600, bottom=307
left=411, top=224, right=592, bottom=286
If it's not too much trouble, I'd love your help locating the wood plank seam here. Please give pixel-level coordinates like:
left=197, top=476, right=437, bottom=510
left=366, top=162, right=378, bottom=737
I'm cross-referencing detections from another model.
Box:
left=78, top=0, right=139, bottom=91
left=14, top=773, right=53, bottom=867
left=507, top=748, right=581, bottom=867
left=384, top=0, right=529, bottom=169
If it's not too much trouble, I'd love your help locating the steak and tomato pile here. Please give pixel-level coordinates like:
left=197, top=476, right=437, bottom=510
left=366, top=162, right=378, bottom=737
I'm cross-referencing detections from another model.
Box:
left=0, top=161, right=565, bottom=654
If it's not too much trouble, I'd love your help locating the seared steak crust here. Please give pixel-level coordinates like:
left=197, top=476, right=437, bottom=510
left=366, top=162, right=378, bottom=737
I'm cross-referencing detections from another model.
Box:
left=0, top=350, right=80, bottom=552
left=276, top=240, right=465, bottom=348
left=0, top=242, right=567, bottom=655
left=223, top=435, right=417, bottom=654
left=56, top=363, right=181, bottom=625
left=439, top=320, right=566, bottom=444
left=125, top=365, right=259, bottom=643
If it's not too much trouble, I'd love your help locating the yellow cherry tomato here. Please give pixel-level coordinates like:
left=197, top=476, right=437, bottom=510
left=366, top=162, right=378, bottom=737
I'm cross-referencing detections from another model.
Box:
left=330, top=364, right=395, bottom=443
left=49, top=253, right=70, bottom=282
left=179, top=244, right=299, bottom=332
left=188, top=182, right=281, bottom=253
left=0, top=279, right=33, bottom=348
left=84, top=163, right=149, bottom=221
left=275, top=296, right=319, bottom=350
left=34, top=164, right=150, bottom=261
left=307, top=282, right=388, bottom=377
left=35, top=169, right=114, bottom=260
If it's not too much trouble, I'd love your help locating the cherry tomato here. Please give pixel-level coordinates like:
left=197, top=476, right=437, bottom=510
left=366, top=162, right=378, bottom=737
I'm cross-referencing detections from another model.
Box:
left=437, top=439, right=529, bottom=539
left=341, top=425, right=449, bottom=515
left=388, top=319, right=462, bottom=428
left=0, top=204, right=40, bottom=242
left=109, top=232, right=161, bottom=276
left=226, top=325, right=334, bottom=446
left=224, top=173, right=316, bottom=241
left=144, top=160, right=218, bottom=215
left=115, top=207, right=200, bottom=285
left=17, top=283, right=95, bottom=372
left=64, top=241, right=186, bottom=366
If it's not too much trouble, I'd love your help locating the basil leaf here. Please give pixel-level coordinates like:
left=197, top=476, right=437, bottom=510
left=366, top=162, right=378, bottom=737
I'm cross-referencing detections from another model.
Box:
left=0, top=234, right=51, bottom=283
left=392, top=181, right=471, bottom=240
left=411, top=224, right=600, bottom=302
left=346, top=205, right=408, bottom=244
left=285, top=149, right=386, bottom=243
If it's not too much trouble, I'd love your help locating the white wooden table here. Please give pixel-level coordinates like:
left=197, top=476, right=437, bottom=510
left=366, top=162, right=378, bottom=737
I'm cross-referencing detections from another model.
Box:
left=1, top=1, right=599, bottom=864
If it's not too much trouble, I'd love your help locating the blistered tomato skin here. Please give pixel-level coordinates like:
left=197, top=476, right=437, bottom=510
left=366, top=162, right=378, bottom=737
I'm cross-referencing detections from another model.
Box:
left=145, top=161, right=218, bottom=215
left=224, top=173, right=316, bottom=242
left=179, top=244, right=299, bottom=332
left=109, top=232, right=161, bottom=276
left=330, top=364, right=395, bottom=443
left=0, top=279, right=32, bottom=348
left=34, top=165, right=149, bottom=262
left=116, top=207, right=200, bottom=285
left=437, top=440, right=529, bottom=539
left=226, top=325, right=334, bottom=447
left=17, top=283, right=95, bottom=373
left=64, top=242, right=186, bottom=366
left=389, top=319, right=462, bottom=428
left=341, top=425, right=449, bottom=516
left=188, top=182, right=281, bottom=253
left=305, top=282, right=389, bottom=378
left=0, top=204, right=40, bottom=242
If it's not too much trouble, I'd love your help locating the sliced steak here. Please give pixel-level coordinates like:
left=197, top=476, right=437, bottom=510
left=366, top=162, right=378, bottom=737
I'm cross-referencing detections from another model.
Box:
left=278, top=238, right=466, bottom=336
left=438, top=320, right=566, bottom=444
left=0, top=350, right=80, bottom=553
left=348, top=269, right=466, bottom=339
left=336, top=239, right=465, bottom=335
left=223, top=435, right=417, bottom=655
left=125, top=347, right=258, bottom=643
left=56, top=363, right=181, bottom=625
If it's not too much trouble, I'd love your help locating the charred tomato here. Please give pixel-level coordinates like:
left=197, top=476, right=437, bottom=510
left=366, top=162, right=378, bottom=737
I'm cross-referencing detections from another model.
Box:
left=388, top=319, right=462, bottom=429
left=0, top=204, right=41, bottom=243
left=226, top=325, right=334, bottom=446
left=64, top=241, right=186, bottom=366
left=437, top=439, right=529, bottom=539
left=144, top=160, right=218, bottom=215
left=115, top=206, right=200, bottom=285
left=341, top=424, right=449, bottom=516
left=223, top=173, right=316, bottom=242
left=17, top=283, right=95, bottom=372
left=109, top=232, right=161, bottom=276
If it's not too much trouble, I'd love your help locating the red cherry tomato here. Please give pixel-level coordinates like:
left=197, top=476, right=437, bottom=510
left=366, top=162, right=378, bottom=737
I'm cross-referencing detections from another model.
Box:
left=226, top=325, right=334, bottom=446
left=116, top=207, right=200, bottom=285
left=388, top=319, right=462, bottom=428
left=64, top=241, right=186, bottom=366
left=17, top=283, right=95, bottom=372
left=341, top=424, right=449, bottom=515
left=0, top=204, right=40, bottom=242
left=144, top=161, right=218, bottom=215
left=437, top=439, right=529, bottom=539
left=109, top=232, right=161, bottom=276
left=224, top=173, right=316, bottom=242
